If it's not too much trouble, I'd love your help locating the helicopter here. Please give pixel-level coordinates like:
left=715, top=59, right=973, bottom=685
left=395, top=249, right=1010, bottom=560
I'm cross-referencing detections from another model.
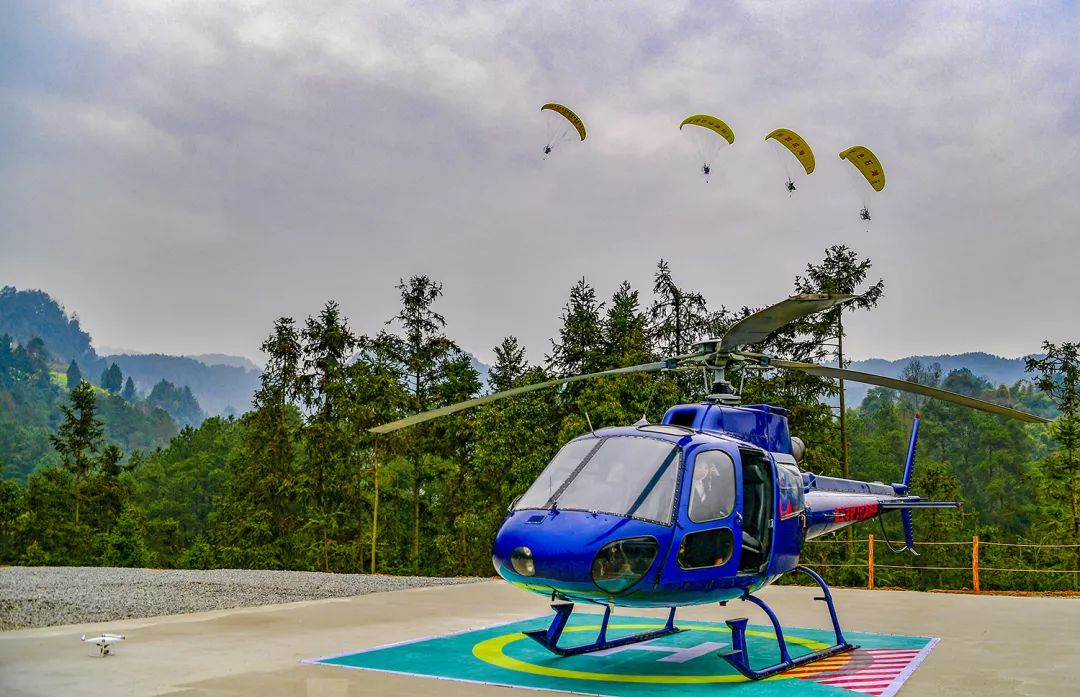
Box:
left=369, top=293, right=1048, bottom=680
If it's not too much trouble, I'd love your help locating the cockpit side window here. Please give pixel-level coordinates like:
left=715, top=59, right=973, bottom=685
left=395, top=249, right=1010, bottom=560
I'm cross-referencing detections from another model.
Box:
left=687, top=450, right=737, bottom=523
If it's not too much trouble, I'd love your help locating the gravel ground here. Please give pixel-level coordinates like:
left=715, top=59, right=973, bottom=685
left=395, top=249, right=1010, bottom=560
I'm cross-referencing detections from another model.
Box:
left=0, top=566, right=483, bottom=631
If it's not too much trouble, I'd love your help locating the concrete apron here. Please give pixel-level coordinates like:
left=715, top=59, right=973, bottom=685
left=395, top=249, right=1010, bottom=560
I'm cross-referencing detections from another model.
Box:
left=1, top=581, right=1077, bottom=696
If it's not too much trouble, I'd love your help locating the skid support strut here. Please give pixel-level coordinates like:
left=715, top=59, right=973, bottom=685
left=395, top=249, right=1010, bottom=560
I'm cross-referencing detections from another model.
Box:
left=524, top=603, right=682, bottom=656
left=719, top=565, right=856, bottom=680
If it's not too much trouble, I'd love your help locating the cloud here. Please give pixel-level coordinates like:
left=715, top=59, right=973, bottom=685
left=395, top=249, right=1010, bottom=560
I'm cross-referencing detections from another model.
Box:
left=1, top=1, right=1077, bottom=365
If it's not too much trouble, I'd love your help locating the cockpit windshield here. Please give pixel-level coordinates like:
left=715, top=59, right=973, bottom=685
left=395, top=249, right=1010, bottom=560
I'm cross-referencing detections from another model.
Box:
left=513, top=436, right=680, bottom=525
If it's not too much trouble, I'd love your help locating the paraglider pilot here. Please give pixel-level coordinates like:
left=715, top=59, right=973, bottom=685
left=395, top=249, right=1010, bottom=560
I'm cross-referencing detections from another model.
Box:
left=860, top=207, right=871, bottom=221
left=786, top=179, right=797, bottom=193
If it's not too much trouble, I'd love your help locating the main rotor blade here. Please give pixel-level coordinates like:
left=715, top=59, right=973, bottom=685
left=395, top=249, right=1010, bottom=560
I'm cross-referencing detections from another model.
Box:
left=369, top=357, right=690, bottom=434
left=719, top=293, right=854, bottom=353
left=770, top=359, right=1050, bottom=424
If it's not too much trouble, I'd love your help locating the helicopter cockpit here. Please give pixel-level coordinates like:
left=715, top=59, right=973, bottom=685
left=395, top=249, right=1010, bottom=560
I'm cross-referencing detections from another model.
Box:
left=512, top=435, right=680, bottom=524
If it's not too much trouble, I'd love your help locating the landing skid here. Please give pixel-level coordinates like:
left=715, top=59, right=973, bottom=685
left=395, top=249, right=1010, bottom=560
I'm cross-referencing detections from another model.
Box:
left=524, top=603, right=682, bottom=656
left=719, top=565, right=856, bottom=680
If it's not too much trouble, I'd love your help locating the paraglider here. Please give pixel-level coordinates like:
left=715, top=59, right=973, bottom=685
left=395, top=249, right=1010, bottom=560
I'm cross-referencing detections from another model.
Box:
left=765, top=128, right=815, bottom=195
left=680, top=114, right=734, bottom=182
left=541, top=103, right=586, bottom=158
left=839, top=145, right=885, bottom=221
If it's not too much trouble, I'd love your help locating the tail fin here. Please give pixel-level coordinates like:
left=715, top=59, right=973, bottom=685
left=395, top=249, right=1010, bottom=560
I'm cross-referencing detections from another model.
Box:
left=901, top=414, right=921, bottom=552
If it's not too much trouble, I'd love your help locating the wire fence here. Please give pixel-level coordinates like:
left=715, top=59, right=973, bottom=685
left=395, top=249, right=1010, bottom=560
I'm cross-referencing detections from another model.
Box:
left=792, top=536, right=1080, bottom=593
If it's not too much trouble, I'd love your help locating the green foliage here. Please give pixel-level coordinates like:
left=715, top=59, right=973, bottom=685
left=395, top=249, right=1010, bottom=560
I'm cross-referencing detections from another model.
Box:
left=121, top=377, right=136, bottom=401
left=103, top=353, right=261, bottom=417
left=146, top=380, right=205, bottom=428
left=65, top=360, right=82, bottom=390
left=0, top=265, right=1069, bottom=593
left=102, top=506, right=153, bottom=568
left=0, top=287, right=97, bottom=365
left=101, top=363, right=123, bottom=393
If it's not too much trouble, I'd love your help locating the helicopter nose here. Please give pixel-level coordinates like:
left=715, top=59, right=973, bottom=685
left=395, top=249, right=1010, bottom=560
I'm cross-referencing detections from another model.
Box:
left=492, top=510, right=668, bottom=596
left=492, top=512, right=595, bottom=584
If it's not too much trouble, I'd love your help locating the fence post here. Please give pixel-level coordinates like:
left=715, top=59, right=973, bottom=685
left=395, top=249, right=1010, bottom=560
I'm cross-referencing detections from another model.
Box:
left=868, top=534, right=875, bottom=590
left=972, top=536, right=980, bottom=594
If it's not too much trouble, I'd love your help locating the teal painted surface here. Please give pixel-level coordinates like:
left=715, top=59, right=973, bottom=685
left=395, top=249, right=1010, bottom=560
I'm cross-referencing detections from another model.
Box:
left=311, top=613, right=936, bottom=696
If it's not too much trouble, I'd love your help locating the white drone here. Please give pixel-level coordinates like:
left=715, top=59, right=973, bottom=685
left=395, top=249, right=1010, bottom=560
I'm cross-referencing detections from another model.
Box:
left=81, top=633, right=125, bottom=656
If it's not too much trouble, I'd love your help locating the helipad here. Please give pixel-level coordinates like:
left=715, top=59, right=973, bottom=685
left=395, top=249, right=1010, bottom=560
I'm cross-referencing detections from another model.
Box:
left=1, top=581, right=1077, bottom=696
left=311, top=614, right=936, bottom=696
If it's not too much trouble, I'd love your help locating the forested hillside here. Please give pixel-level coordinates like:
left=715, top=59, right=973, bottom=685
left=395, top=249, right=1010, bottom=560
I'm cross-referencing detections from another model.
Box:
left=1, top=287, right=259, bottom=418
left=1, top=249, right=1076, bottom=592
left=102, top=353, right=259, bottom=417
left=843, top=353, right=1038, bottom=406
left=0, top=338, right=179, bottom=481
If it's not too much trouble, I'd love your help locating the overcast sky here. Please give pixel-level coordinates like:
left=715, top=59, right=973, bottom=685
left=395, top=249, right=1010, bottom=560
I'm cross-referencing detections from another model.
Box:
left=2, top=1, right=1077, bottom=368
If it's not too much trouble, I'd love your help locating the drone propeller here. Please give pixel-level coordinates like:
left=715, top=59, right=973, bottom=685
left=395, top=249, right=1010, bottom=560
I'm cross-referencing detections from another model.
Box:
left=766, top=358, right=1050, bottom=424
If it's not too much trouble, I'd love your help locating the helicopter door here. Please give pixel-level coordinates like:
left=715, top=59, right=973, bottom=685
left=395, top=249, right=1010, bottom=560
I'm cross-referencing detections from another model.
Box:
left=738, top=448, right=773, bottom=573
left=663, top=449, right=740, bottom=583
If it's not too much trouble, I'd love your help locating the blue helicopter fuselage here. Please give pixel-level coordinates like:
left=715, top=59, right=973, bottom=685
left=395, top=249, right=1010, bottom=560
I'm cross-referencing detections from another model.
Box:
left=491, top=402, right=918, bottom=608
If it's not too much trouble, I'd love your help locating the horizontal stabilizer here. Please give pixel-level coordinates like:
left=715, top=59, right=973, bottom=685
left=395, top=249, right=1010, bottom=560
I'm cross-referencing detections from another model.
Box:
left=877, top=499, right=962, bottom=510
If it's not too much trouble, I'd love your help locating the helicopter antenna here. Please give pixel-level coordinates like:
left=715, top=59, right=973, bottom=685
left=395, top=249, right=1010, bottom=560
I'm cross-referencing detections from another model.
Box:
left=584, top=409, right=595, bottom=435
left=878, top=515, right=919, bottom=556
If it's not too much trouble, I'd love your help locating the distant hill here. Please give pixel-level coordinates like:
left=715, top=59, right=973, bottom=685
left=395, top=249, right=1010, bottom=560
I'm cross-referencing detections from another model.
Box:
left=469, top=354, right=490, bottom=392
left=1, top=287, right=259, bottom=418
left=843, top=352, right=1036, bottom=405
left=102, top=353, right=260, bottom=417
left=0, top=286, right=98, bottom=366
left=186, top=353, right=261, bottom=371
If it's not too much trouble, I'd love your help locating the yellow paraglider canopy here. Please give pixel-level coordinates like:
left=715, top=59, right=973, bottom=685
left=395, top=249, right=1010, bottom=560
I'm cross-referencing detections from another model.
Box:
left=680, top=114, right=735, bottom=143
left=766, top=128, right=815, bottom=175
left=541, top=103, right=586, bottom=141
left=839, top=146, right=885, bottom=192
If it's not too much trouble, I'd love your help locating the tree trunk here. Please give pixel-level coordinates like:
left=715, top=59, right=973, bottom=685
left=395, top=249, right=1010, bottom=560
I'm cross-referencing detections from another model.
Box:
left=413, top=467, right=420, bottom=572
left=370, top=459, right=379, bottom=574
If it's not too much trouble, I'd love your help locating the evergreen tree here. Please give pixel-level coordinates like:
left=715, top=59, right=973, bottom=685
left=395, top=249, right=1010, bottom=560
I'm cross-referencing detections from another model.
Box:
left=147, top=380, right=205, bottom=428
left=101, top=363, right=124, bottom=393
left=65, top=360, right=82, bottom=390
left=792, top=245, right=885, bottom=478
left=649, top=260, right=712, bottom=357
left=121, top=376, right=137, bottom=401
left=1026, top=341, right=1080, bottom=573
left=548, top=277, right=604, bottom=376
left=299, top=301, right=358, bottom=571
left=49, top=381, right=104, bottom=524
left=488, top=337, right=528, bottom=392
left=220, top=317, right=303, bottom=568
left=380, top=276, right=478, bottom=571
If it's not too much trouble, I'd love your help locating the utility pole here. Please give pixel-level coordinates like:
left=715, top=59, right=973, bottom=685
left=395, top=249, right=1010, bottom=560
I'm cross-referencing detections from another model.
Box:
left=838, top=314, right=849, bottom=480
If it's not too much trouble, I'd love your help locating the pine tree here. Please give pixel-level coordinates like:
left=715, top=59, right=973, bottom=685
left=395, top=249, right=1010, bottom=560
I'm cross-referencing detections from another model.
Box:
left=299, top=301, right=358, bottom=571
left=1026, top=341, right=1080, bottom=578
left=488, top=337, right=528, bottom=392
left=65, top=360, right=82, bottom=390
left=548, top=277, right=604, bottom=376
left=792, top=245, right=885, bottom=478
left=380, top=276, right=477, bottom=571
left=224, top=317, right=303, bottom=567
left=649, top=260, right=711, bottom=357
left=101, top=363, right=123, bottom=393
left=49, top=381, right=104, bottom=524
left=121, top=377, right=137, bottom=401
